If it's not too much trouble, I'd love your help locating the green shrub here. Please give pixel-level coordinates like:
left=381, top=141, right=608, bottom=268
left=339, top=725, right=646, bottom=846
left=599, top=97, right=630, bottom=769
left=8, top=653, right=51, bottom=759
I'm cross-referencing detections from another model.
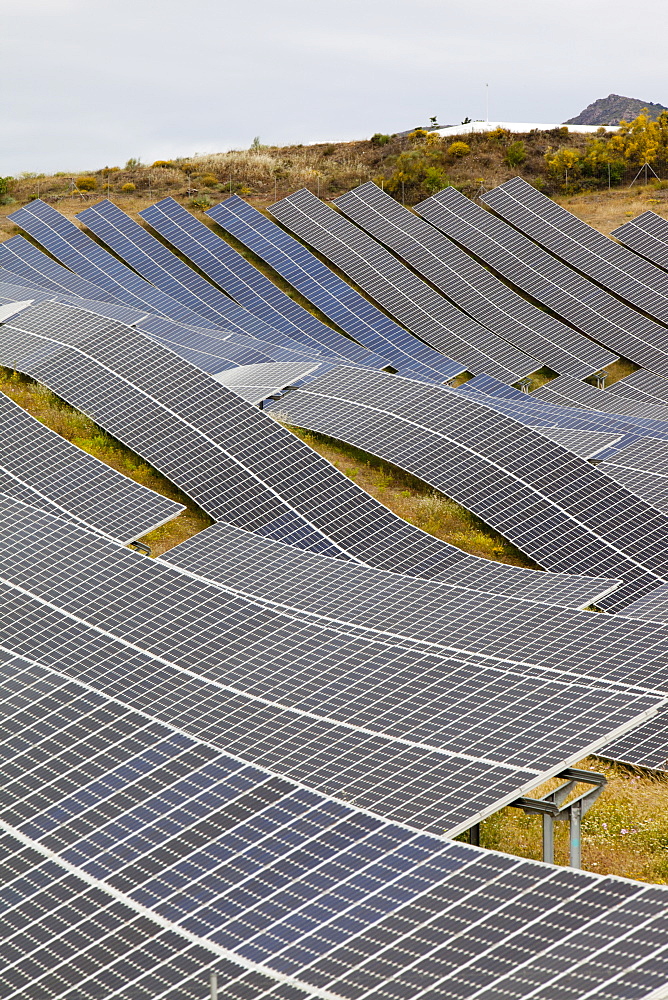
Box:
left=125, top=157, right=141, bottom=170
left=0, top=176, right=13, bottom=196
left=505, top=141, right=527, bottom=167
left=448, top=141, right=471, bottom=158
left=0, top=194, right=15, bottom=205
left=371, top=133, right=391, bottom=146
left=200, top=173, right=219, bottom=187
left=190, top=195, right=212, bottom=209
left=120, top=182, right=136, bottom=193
left=76, top=175, right=97, bottom=191
left=152, top=160, right=174, bottom=168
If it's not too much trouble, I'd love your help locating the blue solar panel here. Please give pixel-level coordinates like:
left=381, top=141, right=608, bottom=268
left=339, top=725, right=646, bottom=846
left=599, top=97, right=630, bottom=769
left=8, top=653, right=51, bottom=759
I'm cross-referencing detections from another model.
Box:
left=140, top=197, right=389, bottom=369
left=77, top=199, right=354, bottom=353
left=207, top=196, right=465, bottom=382
left=0, top=234, right=121, bottom=304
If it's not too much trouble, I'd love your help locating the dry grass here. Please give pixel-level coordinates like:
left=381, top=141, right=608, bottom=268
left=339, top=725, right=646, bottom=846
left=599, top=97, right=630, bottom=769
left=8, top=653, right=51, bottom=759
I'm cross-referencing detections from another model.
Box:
left=555, top=183, right=668, bottom=235
left=477, top=756, right=668, bottom=884
left=0, top=369, right=212, bottom=555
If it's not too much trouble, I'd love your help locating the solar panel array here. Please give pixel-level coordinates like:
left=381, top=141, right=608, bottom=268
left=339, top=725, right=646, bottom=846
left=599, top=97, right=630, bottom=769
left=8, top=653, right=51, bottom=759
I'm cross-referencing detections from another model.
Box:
left=483, top=176, right=668, bottom=327
left=0, top=299, right=615, bottom=607
left=415, top=186, right=668, bottom=375
left=76, top=199, right=364, bottom=357
left=207, top=195, right=465, bottom=382
left=3, top=498, right=657, bottom=836
left=612, top=209, right=668, bottom=270
left=334, top=182, right=617, bottom=378
left=0, top=233, right=122, bottom=303
left=3, top=645, right=668, bottom=1000
left=5, top=188, right=668, bottom=997
left=269, top=188, right=541, bottom=382
left=614, top=368, right=668, bottom=402
left=0, top=390, right=183, bottom=542
left=270, top=365, right=668, bottom=611
left=532, top=375, right=668, bottom=423
left=140, top=196, right=383, bottom=367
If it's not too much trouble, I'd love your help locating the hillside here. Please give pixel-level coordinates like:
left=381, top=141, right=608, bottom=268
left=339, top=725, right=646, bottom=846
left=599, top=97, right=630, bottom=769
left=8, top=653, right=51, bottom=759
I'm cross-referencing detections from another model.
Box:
left=566, top=93, right=668, bottom=125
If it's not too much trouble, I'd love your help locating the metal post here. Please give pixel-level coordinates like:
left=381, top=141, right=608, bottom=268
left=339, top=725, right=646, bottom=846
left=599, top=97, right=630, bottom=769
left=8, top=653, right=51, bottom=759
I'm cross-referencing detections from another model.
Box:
left=569, top=799, right=582, bottom=869
left=229, top=174, right=232, bottom=197
left=210, top=971, right=218, bottom=1000
left=608, top=162, right=611, bottom=190
left=274, top=175, right=277, bottom=201
left=542, top=813, right=554, bottom=864
left=401, top=180, right=405, bottom=206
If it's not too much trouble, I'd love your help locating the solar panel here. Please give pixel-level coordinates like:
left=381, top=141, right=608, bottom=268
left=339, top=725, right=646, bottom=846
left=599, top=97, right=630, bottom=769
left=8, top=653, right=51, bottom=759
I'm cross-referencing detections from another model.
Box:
left=599, top=464, right=668, bottom=516
left=2, top=650, right=667, bottom=1000
left=207, top=196, right=468, bottom=381
left=532, top=375, right=668, bottom=424
left=0, top=392, right=183, bottom=541
left=415, top=187, right=668, bottom=376
left=159, top=518, right=668, bottom=693
left=0, top=272, right=149, bottom=327
left=136, top=315, right=331, bottom=376
left=212, top=361, right=330, bottom=403
left=76, top=199, right=361, bottom=356
left=8, top=199, right=234, bottom=330
left=609, top=368, right=668, bottom=404
left=0, top=300, right=616, bottom=607
left=483, top=176, right=668, bottom=327
left=533, top=426, right=622, bottom=458
left=270, top=365, right=668, bottom=611
left=599, top=437, right=668, bottom=476
left=269, top=188, right=541, bottom=382
left=612, top=209, right=668, bottom=270
left=2, top=501, right=654, bottom=836
left=140, top=197, right=388, bottom=368
left=0, top=234, right=124, bottom=303
left=335, top=182, right=617, bottom=378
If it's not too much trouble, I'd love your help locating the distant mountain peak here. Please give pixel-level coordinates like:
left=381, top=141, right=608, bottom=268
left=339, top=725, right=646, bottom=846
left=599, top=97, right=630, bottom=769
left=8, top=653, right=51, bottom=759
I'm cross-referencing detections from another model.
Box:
left=565, top=94, right=668, bottom=126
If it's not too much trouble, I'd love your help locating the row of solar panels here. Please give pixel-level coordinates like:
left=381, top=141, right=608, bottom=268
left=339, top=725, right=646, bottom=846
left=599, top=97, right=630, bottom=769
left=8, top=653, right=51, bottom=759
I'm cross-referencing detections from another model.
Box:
left=3, top=196, right=668, bottom=997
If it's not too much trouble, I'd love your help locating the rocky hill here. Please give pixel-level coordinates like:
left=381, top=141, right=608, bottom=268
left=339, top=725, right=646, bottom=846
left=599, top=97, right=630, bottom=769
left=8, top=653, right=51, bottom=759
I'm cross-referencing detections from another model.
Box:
left=565, top=93, right=668, bottom=125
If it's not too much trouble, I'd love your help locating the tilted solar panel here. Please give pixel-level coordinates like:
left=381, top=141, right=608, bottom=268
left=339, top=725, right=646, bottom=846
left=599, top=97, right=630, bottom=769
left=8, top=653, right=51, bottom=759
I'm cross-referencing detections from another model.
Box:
left=0, top=391, right=183, bottom=541
left=8, top=199, right=233, bottom=329
left=160, top=518, right=668, bottom=692
left=269, top=188, right=541, bottom=382
left=335, top=182, right=616, bottom=378
left=612, top=210, right=668, bottom=270
left=599, top=437, right=668, bottom=476
left=0, top=233, right=123, bottom=303
left=1, top=501, right=654, bottom=835
left=415, top=187, right=668, bottom=375
left=483, top=176, right=668, bottom=326
left=212, top=361, right=331, bottom=403
left=533, top=426, right=622, bottom=458
left=599, top=464, right=668, bottom=516
left=207, top=195, right=465, bottom=382
left=2, top=649, right=667, bottom=1000
left=0, top=300, right=617, bottom=607
left=531, top=375, right=668, bottom=423
left=77, top=199, right=358, bottom=356
left=270, top=366, right=668, bottom=611
left=609, top=368, right=668, bottom=403
left=140, top=196, right=385, bottom=367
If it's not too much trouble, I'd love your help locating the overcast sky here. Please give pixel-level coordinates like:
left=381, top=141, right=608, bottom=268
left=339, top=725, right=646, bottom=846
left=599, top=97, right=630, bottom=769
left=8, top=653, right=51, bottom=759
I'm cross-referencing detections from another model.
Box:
left=3, top=0, right=667, bottom=176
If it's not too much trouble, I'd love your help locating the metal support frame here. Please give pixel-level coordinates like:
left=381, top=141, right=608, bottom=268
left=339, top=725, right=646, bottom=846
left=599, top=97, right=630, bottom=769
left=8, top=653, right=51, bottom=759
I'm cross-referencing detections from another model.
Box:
left=511, top=767, right=606, bottom=868
left=210, top=971, right=218, bottom=1000
left=518, top=377, right=533, bottom=393
left=128, top=540, right=151, bottom=556
left=593, top=370, right=609, bottom=389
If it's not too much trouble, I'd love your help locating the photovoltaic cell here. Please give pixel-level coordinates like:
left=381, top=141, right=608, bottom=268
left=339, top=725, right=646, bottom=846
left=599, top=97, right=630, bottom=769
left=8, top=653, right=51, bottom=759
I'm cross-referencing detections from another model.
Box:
left=612, top=209, right=668, bottom=270
left=531, top=375, right=668, bottom=423
left=0, top=234, right=123, bottom=303
left=269, top=188, right=541, bottom=382
left=8, top=199, right=233, bottom=330
left=76, top=199, right=360, bottom=355
left=533, top=426, right=622, bottom=458
left=271, top=366, right=668, bottom=611
left=212, top=361, right=332, bottom=403
left=609, top=368, right=668, bottom=404
left=140, top=197, right=388, bottom=367
left=483, top=176, right=668, bottom=327
left=335, top=181, right=616, bottom=378
left=598, top=464, right=668, bottom=516
left=0, top=300, right=616, bottom=606
left=207, top=195, right=467, bottom=381
left=159, top=518, right=668, bottom=692
left=415, top=186, right=668, bottom=375
left=0, top=391, right=183, bottom=541
left=2, top=651, right=668, bottom=1000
